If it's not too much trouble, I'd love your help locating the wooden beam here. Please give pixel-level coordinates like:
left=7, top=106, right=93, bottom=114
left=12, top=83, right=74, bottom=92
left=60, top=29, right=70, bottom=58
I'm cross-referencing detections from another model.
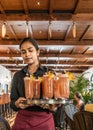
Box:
left=73, top=0, right=79, bottom=13
left=79, top=25, right=91, bottom=41
left=72, top=13, right=93, bottom=21
left=8, top=24, right=19, bottom=43
left=5, top=65, right=87, bottom=70
left=0, top=3, right=20, bottom=43
left=0, top=39, right=93, bottom=46
left=0, top=13, right=72, bottom=21
left=0, top=13, right=93, bottom=21
left=52, top=68, right=86, bottom=72
left=70, top=48, right=74, bottom=54
left=41, top=64, right=93, bottom=67
left=0, top=1, right=6, bottom=19
left=29, top=24, right=33, bottom=38
left=49, top=0, right=54, bottom=14
left=1, top=60, right=93, bottom=66
left=0, top=63, right=91, bottom=73
left=3, top=63, right=88, bottom=69
left=0, top=53, right=93, bottom=58
left=64, top=25, right=72, bottom=40
left=8, top=68, right=84, bottom=73
left=22, top=0, right=29, bottom=16
left=82, top=47, right=89, bottom=54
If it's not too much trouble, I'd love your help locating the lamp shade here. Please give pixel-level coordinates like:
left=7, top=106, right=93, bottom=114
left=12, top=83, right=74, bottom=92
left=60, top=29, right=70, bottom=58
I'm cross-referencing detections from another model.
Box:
left=2, top=22, right=6, bottom=38
left=73, top=22, right=76, bottom=38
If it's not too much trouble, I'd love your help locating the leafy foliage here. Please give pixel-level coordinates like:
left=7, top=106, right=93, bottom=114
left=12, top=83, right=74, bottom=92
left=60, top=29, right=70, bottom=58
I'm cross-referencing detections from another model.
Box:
left=69, top=74, right=93, bottom=103
left=83, top=89, right=93, bottom=103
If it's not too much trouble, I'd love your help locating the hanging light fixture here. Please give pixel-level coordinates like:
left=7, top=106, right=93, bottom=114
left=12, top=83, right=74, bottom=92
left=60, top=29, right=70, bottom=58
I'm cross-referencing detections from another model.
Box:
left=9, top=56, right=14, bottom=61
left=16, top=60, right=19, bottom=67
left=23, top=60, right=24, bottom=64
left=49, top=21, right=52, bottom=38
left=46, top=57, right=48, bottom=65
left=26, top=21, right=29, bottom=37
left=73, top=22, right=76, bottom=38
left=2, top=22, right=6, bottom=38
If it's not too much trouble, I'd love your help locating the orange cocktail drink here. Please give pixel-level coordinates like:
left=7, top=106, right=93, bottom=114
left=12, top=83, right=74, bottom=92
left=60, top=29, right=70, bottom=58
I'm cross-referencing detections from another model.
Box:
left=59, top=74, right=69, bottom=99
left=24, top=76, right=34, bottom=99
left=53, top=76, right=61, bottom=99
left=42, top=74, right=54, bottom=99
left=33, top=78, right=41, bottom=99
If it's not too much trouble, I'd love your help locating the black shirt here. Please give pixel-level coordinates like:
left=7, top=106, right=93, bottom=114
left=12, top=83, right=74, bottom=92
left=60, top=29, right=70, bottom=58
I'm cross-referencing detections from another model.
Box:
left=10, top=65, right=49, bottom=112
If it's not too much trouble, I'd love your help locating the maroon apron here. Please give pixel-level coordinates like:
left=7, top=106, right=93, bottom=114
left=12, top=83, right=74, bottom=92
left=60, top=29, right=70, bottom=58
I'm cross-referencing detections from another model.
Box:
left=12, top=110, right=55, bottom=130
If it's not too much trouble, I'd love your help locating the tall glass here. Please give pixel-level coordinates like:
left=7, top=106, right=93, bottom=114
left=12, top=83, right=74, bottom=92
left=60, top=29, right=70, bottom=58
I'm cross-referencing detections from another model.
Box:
left=42, top=74, right=54, bottom=99
left=53, top=76, right=61, bottom=99
left=59, top=74, right=69, bottom=99
left=33, top=79, right=41, bottom=99
left=24, top=77, right=34, bottom=99
left=0, top=94, right=5, bottom=105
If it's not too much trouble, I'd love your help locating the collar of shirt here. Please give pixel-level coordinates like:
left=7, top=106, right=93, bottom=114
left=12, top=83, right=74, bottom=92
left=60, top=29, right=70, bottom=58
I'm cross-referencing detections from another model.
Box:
left=22, top=65, right=47, bottom=78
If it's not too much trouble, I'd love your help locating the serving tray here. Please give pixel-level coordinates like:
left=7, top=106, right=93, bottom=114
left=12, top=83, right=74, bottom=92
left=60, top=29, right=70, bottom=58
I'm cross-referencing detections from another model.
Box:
left=21, top=98, right=69, bottom=105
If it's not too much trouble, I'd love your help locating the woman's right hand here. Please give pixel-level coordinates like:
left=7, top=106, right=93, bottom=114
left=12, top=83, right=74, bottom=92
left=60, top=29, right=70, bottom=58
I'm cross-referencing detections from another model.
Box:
left=15, top=97, right=30, bottom=109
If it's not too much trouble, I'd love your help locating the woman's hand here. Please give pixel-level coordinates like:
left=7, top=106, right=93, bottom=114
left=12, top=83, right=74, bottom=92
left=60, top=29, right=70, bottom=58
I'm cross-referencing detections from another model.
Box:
left=48, top=104, right=60, bottom=111
left=40, top=103, right=61, bottom=111
left=15, top=97, right=30, bottom=109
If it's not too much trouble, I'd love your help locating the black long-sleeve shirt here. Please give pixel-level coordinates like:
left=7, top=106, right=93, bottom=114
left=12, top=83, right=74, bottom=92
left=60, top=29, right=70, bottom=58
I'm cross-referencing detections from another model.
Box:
left=10, top=65, right=49, bottom=112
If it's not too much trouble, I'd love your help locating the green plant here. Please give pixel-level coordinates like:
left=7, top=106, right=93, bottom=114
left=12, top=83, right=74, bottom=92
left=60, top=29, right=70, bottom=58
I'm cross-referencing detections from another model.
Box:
left=69, top=74, right=93, bottom=103
left=83, top=89, right=93, bottom=103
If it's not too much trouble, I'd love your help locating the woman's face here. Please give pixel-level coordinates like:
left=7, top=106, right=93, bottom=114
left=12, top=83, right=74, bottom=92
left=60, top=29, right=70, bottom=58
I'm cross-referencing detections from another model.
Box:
left=20, top=41, right=40, bottom=65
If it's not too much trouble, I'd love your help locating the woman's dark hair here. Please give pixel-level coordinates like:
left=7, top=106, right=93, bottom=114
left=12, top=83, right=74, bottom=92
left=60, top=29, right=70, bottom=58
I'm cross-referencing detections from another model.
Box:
left=75, top=92, right=83, bottom=100
left=20, top=37, right=39, bottom=51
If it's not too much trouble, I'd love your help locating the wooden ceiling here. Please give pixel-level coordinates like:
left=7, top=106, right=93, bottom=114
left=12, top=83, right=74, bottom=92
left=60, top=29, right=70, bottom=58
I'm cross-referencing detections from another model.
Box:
left=0, top=0, right=93, bottom=73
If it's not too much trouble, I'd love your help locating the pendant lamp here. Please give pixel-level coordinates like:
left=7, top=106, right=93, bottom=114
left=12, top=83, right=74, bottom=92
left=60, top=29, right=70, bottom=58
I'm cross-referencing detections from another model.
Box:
left=2, top=22, right=6, bottom=38
left=73, top=22, right=76, bottom=38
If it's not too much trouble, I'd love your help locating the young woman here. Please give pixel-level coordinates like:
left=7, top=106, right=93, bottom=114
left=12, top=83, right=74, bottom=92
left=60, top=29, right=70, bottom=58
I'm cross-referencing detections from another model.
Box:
left=10, top=38, right=56, bottom=130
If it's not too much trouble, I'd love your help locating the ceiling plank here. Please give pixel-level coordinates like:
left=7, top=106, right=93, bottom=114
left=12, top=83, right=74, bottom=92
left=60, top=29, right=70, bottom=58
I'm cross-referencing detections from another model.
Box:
left=8, top=25, right=19, bottom=43
left=29, top=24, right=33, bottom=38
left=72, top=13, right=93, bottom=21
left=73, top=0, right=79, bottom=13
left=79, top=25, right=91, bottom=41
left=0, top=53, right=93, bottom=58
left=0, top=40, right=93, bottom=46
left=49, top=0, right=54, bottom=14
left=0, top=1, right=6, bottom=20
left=3, top=64, right=88, bottom=73
left=0, top=13, right=93, bottom=21
left=64, top=25, right=72, bottom=40
left=5, top=65, right=87, bottom=70
left=22, top=0, right=29, bottom=16
left=1, top=60, right=93, bottom=66
left=82, top=47, right=89, bottom=54
left=8, top=68, right=84, bottom=73
left=0, top=13, right=71, bottom=21
left=0, top=4, right=20, bottom=43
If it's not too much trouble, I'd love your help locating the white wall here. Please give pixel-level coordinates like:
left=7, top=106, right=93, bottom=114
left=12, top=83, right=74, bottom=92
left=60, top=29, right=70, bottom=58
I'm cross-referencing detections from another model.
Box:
left=83, top=67, right=93, bottom=81
left=0, top=65, right=12, bottom=94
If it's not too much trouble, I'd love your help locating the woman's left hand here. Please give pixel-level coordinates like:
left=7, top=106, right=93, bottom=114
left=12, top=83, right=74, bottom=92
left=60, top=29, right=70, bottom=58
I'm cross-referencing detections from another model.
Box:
left=40, top=104, right=61, bottom=111
left=15, top=97, right=30, bottom=109
left=48, top=104, right=61, bottom=111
